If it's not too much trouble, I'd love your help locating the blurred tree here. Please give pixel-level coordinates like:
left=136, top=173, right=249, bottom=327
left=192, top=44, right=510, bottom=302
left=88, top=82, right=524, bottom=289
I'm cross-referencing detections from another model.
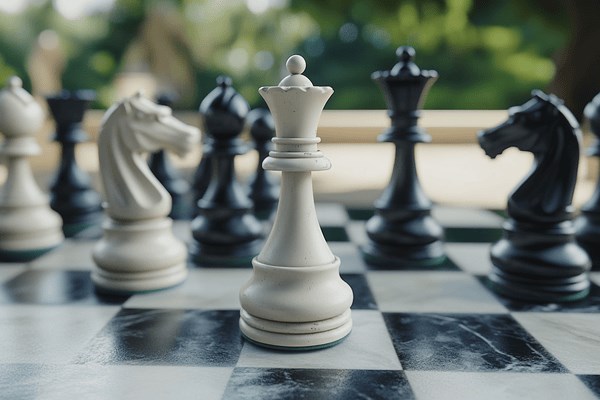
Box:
left=0, top=0, right=594, bottom=116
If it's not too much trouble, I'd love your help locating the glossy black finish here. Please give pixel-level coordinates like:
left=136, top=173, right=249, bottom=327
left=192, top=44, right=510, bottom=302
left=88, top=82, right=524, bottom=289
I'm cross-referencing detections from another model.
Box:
left=487, top=277, right=600, bottom=313
left=76, top=309, right=242, bottom=366
left=576, top=92, right=600, bottom=270
left=246, top=108, right=279, bottom=220
left=46, top=90, right=103, bottom=237
left=363, top=46, right=445, bottom=268
left=384, top=312, right=566, bottom=372
left=189, top=77, right=263, bottom=267
left=224, top=368, right=414, bottom=400
left=148, top=94, right=191, bottom=219
left=478, top=91, right=591, bottom=302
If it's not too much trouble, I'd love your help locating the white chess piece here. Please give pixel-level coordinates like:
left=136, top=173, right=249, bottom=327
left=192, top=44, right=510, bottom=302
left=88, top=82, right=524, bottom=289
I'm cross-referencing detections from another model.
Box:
left=0, top=76, right=64, bottom=261
left=92, top=92, right=200, bottom=293
left=239, top=55, right=353, bottom=349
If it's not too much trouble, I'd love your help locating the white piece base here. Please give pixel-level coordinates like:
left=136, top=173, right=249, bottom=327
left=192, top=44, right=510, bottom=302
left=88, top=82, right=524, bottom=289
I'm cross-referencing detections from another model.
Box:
left=240, top=309, right=352, bottom=349
left=92, top=217, right=188, bottom=294
left=239, top=256, right=353, bottom=349
left=0, top=204, right=63, bottom=260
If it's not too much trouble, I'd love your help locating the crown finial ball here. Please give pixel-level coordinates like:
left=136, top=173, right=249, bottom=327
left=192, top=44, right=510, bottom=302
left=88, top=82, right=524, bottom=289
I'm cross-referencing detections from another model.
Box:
left=397, top=46, right=415, bottom=63
left=286, top=55, right=306, bottom=75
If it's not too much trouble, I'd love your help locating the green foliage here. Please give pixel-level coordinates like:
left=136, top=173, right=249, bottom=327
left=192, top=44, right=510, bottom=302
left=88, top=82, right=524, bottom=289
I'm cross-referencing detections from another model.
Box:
left=0, top=0, right=569, bottom=110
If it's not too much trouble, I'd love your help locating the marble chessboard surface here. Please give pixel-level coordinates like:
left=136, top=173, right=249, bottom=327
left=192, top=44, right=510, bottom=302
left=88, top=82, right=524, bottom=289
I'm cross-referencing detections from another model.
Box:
left=1, top=203, right=600, bottom=400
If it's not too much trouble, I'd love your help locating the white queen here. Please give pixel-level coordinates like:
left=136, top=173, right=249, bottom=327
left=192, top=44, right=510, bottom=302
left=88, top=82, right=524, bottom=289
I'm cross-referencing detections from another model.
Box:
left=239, top=55, right=353, bottom=349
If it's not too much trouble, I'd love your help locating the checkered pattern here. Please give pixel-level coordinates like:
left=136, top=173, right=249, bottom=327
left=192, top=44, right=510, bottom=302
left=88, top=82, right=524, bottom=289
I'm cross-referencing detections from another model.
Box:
left=1, top=204, right=599, bottom=400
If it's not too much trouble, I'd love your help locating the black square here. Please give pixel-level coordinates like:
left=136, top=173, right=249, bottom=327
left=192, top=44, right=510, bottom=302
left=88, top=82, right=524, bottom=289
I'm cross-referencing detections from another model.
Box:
left=76, top=309, right=242, bottom=366
left=322, top=226, right=350, bottom=242
left=0, top=270, right=128, bottom=305
left=342, top=273, right=377, bottom=310
left=383, top=312, right=566, bottom=372
left=223, top=368, right=414, bottom=400
left=579, top=375, right=600, bottom=397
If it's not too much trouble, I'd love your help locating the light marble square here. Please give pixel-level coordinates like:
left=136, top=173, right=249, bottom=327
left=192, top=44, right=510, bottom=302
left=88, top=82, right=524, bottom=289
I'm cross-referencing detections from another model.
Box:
left=368, top=271, right=507, bottom=313
left=590, top=272, right=600, bottom=287
left=0, top=305, right=119, bottom=363
left=124, top=268, right=252, bottom=309
left=329, top=242, right=367, bottom=273
left=237, top=310, right=402, bottom=370
left=30, top=240, right=96, bottom=270
left=405, top=371, right=597, bottom=400
left=433, top=206, right=504, bottom=228
left=512, top=312, right=600, bottom=374
left=0, top=265, right=26, bottom=283
left=0, top=364, right=233, bottom=400
left=316, top=202, right=349, bottom=226
left=445, top=243, right=494, bottom=275
left=346, top=221, right=368, bottom=245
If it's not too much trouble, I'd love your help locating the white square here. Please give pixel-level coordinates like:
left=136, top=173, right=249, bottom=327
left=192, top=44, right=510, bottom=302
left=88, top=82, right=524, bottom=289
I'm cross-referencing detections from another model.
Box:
left=0, top=265, right=26, bottom=283
left=405, top=371, right=597, bottom=400
left=512, top=312, right=600, bottom=374
left=237, top=310, right=402, bottom=370
left=329, top=242, right=367, bottom=273
left=30, top=240, right=96, bottom=270
left=0, top=364, right=233, bottom=400
left=445, top=243, right=494, bottom=275
left=124, top=268, right=252, bottom=309
left=368, top=271, right=506, bottom=313
left=316, top=202, right=349, bottom=226
left=433, top=206, right=504, bottom=228
left=0, top=305, right=119, bottom=363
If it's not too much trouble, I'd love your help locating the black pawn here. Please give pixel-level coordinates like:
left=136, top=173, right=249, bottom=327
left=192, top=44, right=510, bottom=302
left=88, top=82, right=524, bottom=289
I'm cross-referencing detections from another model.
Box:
left=148, top=94, right=191, bottom=219
left=246, top=108, right=279, bottom=220
left=46, top=90, right=102, bottom=237
left=189, top=77, right=263, bottom=267
left=193, top=119, right=214, bottom=203
left=362, top=46, right=444, bottom=268
left=576, top=93, right=600, bottom=270
left=478, top=91, right=590, bottom=302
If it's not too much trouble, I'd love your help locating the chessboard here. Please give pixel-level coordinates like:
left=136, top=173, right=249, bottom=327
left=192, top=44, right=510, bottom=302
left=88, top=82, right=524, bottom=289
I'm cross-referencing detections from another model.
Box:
left=1, top=203, right=599, bottom=400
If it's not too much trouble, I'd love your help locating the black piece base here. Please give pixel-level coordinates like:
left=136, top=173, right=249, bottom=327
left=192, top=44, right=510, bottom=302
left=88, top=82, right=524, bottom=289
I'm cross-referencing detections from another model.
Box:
left=575, top=214, right=600, bottom=271
left=360, top=240, right=446, bottom=269
left=488, top=236, right=591, bottom=303
left=189, top=239, right=262, bottom=268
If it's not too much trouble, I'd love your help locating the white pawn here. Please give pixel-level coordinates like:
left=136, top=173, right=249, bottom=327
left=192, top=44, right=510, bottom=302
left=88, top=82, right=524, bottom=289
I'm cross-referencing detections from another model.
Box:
left=92, top=93, right=200, bottom=293
left=239, top=55, right=353, bottom=349
left=0, top=77, right=63, bottom=261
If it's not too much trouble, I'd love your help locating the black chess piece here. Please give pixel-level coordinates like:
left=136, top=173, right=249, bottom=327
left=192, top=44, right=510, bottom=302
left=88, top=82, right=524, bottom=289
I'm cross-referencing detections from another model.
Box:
left=46, top=90, right=102, bottom=237
left=362, top=46, right=445, bottom=268
left=576, top=93, right=600, bottom=271
left=478, top=91, right=591, bottom=302
left=148, top=94, right=191, bottom=219
left=193, top=109, right=214, bottom=203
left=246, top=108, right=279, bottom=220
left=189, top=76, right=263, bottom=267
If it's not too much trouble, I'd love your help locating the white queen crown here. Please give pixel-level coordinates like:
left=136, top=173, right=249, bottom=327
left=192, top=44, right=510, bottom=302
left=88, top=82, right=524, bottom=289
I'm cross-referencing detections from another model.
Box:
left=259, top=55, right=332, bottom=172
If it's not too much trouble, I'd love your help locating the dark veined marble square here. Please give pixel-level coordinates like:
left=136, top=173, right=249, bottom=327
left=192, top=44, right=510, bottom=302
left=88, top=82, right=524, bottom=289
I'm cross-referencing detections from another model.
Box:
left=0, top=270, right=128, bottom=305
left=364, top=254, right=460, bottom=271
left=223, top=368, right=414, bottom=400
left=75, top=309, right=242, bottom=367
left=579, top=375, right=600, bottom=397
left=346, top=208, right=375, bottom=221
left=383, top=313, right=566, bottom=372
left=478, top=277, right=600, bottom=313
left=341, top=273, right=377, bottom=310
